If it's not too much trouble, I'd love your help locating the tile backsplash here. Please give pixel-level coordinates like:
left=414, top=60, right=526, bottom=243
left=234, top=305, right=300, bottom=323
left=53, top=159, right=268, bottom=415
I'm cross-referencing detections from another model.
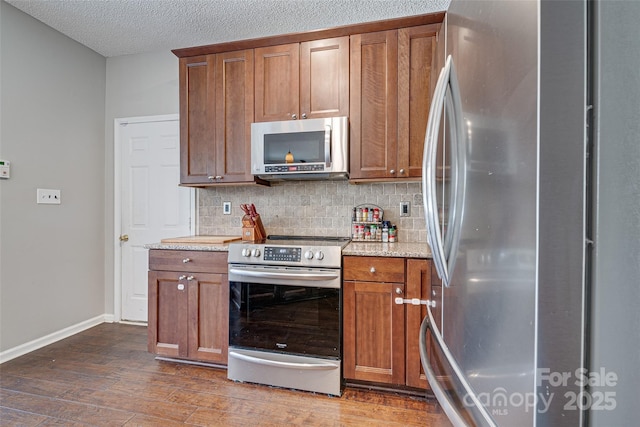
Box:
left=198, top=181, right=427, bottom=243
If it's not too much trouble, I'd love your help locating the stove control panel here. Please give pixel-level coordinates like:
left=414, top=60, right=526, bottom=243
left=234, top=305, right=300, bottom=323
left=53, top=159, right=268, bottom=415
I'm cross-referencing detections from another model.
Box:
left=228, top=240, right=346, bottom=268
left=264, top=246, right=301, bottom=262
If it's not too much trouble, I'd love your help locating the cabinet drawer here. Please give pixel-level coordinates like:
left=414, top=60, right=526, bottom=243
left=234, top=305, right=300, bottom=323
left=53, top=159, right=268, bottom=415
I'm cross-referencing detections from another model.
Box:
left=343, top=256, right=405, bottom=283
left=149, top=250, right=227, bottom=273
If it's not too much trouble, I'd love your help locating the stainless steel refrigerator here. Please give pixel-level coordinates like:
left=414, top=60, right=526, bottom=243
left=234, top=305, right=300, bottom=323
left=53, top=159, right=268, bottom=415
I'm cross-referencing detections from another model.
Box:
left=418, top=1, right=640, bottom=426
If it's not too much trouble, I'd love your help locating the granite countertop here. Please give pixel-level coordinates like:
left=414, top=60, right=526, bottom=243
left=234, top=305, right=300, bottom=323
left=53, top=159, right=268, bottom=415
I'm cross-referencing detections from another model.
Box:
left=342, top=241, right=432, bottom=259
left=145, top=240, right=432, bottom=259
left=144, top=242, right=232, bottom=251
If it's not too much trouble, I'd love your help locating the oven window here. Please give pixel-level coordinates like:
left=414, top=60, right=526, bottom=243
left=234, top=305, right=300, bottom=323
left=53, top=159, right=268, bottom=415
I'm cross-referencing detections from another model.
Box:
left=264, top=131, right=325, bottom=164
left=229, top=281, right=340, bottom=359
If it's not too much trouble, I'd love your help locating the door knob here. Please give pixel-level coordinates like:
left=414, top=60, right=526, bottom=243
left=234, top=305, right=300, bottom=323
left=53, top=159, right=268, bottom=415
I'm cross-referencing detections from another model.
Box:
left=119, top=234, right=129, bottom=242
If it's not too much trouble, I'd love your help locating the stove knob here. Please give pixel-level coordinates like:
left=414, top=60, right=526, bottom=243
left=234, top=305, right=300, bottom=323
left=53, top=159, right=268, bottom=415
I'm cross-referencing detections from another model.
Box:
left=251, top=248, right=261, bottom=257
left=242, top=248, right=251, bottom=257
left=304, top=250, right=314, bottom=260
left=315, top=251, right=324, bottom=260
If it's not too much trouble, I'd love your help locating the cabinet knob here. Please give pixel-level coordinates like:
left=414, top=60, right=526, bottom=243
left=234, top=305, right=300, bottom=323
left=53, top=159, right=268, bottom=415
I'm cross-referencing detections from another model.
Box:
left=301, top=113, right=307, bottom=119
left=177, top=284, right=185, bottom=291
left=291, top=114, right=298, bottom=120
left=399, top=169, right=405, bottom=175
left=178, top=275, right=186, bottom=280
left=395, top=287, right=403, bottom=295
left=390, top=169, right=396, bottom=174
left=187, top=275, right=194, bottom=281
left=182, top=258, right=191, bottom=263
left=370, top=267, right=376, bottom=273
left=208, top=175, right=215, bottom=181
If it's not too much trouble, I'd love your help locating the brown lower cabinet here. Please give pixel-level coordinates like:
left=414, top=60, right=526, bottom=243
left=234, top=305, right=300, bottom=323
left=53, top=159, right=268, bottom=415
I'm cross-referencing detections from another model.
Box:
left=343, top=256, right=435, bottom=390
left=147, top=250, right=229, bottom=365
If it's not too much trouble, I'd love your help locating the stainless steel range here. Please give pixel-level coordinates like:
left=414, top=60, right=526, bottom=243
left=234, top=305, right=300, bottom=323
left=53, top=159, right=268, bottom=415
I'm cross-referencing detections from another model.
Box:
left=227, top=235, right=350, bottom=396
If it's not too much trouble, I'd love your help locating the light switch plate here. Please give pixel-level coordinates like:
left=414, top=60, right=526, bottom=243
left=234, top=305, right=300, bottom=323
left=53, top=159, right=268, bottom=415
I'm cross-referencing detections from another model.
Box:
left=400, top=201, right=411, bottom=217
left=223, top=201, right=231, bottom=215
left=37, top=188, right=61, bottom=204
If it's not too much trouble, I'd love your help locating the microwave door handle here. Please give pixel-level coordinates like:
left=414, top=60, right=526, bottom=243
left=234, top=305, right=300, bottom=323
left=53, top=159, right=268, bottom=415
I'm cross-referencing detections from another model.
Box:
left=324, top=124, right=331, bottom=167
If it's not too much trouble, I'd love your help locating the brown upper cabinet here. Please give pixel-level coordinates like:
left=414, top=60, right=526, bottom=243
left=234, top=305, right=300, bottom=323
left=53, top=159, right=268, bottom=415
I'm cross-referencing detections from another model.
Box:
left=254, top=37, right=349, bottom=122
left=173, top=13, right=444, bottom=185
left=350, top=24, right=439, bottom=181
left=180, top=55, right=214, bottom=185
left=179, top=50, right=256, bottom=186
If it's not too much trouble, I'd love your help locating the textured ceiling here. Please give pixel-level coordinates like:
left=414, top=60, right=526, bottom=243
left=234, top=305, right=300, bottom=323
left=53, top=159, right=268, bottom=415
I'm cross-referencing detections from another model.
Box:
left=6, top=0, right=451, bottom=57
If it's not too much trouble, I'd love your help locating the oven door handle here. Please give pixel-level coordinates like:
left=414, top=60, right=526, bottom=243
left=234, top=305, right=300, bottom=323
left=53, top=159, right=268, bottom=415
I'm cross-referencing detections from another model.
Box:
left=229, top=350, right=338, bottom=371
left=229, top=267, right=339, bottom=281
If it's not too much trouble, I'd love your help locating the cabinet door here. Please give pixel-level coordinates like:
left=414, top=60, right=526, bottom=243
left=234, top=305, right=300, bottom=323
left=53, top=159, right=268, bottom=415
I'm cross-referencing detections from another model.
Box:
left=350, top=31, right=398, bottom=180
left=398, top=25, right=439, bottom=179
left=405, top=259, right=432, bottom=389
left=214, top=50, right=255, bottom=183
left=187, top=273, right=229, bottom=364
left=255, top=43, right=299, bottom=122
left=179, top=55, right=216, bottom=184
left=343, top=280, right=405, bottom=384
left=300, top=37, right=349, bottom=119
left=148, top=271, right=189, bottom=358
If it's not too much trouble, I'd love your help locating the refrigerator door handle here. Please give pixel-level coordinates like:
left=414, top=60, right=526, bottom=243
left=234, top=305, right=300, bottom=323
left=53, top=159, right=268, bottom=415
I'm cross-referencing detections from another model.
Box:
left=422, top=55, right=466, bottom=287
left=420, top=305, right=497, bottom=427
left=423, top=56, right=452, bottom=285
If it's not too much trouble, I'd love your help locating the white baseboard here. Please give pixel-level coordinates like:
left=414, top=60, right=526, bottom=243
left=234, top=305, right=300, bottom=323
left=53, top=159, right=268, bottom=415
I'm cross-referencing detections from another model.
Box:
left=0, top=314, right=109, bottom=364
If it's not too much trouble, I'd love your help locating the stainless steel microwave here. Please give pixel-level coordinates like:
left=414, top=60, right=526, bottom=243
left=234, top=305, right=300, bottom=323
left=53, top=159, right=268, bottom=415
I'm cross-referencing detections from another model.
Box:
left=250, top=116, right=349, bottom=181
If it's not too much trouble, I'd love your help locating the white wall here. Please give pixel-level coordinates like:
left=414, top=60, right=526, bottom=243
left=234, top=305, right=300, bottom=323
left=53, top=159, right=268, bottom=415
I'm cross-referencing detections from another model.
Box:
left=0, top=2, right=106, bottom=353
left=104, top=51, right=179, bottom=315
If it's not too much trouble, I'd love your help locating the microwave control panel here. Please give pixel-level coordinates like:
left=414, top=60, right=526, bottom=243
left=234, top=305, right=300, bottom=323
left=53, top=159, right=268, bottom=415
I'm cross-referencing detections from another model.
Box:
left=264, top=163, right=325, bottom=173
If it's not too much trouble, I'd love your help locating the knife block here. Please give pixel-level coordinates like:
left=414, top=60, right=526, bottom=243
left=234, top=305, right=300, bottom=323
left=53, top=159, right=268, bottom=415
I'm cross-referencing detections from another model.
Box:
left=241, top=214, right=266, bottom=241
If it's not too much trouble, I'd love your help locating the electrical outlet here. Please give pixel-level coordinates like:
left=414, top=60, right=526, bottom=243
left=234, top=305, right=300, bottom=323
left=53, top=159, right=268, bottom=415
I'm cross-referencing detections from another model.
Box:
left=400, top=201, right=411, bottom=217
left=223, top=201, right=231, bottom=215
left=37, top=188, right=61, bottom=205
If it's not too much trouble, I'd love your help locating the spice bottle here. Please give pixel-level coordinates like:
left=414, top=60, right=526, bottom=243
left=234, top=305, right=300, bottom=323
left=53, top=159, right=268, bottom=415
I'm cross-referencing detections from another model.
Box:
left=389, top=225, right=397, bottom=243
left=382, top=223, right=389, bottom=242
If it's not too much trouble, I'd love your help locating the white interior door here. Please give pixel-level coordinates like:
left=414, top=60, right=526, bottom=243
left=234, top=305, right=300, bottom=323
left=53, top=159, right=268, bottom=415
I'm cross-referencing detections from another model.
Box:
left=119, top=117, right=192, bottom=322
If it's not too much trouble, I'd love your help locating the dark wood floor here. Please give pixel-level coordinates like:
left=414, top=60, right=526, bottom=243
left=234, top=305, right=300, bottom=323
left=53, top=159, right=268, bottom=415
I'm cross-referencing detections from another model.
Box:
left=0, top=323, right=451, bottom=426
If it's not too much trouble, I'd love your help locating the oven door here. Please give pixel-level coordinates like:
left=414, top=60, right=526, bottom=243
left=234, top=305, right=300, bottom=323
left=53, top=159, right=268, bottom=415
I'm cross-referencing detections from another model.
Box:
left=228, top=264, right=341, bottom=359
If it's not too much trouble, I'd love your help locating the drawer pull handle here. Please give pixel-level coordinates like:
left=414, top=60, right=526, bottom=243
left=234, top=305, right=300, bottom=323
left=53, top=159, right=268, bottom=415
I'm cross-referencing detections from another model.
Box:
left=182, top=258, right=191, bottom=263
left=370, top=267, right=376, bottom=273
